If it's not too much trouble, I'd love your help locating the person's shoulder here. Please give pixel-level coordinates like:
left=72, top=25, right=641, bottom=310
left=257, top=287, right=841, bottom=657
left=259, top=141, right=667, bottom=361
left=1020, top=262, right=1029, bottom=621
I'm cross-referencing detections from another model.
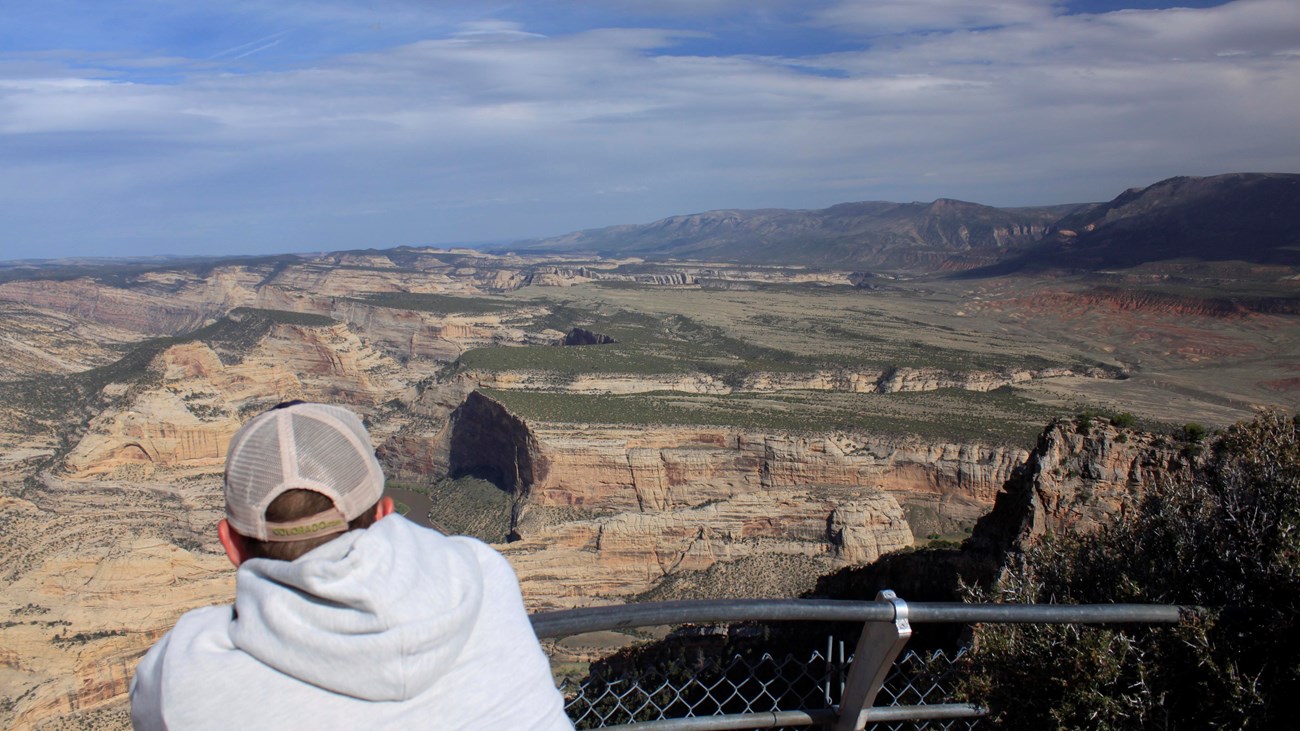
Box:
left=134, top=604, right=235, bottom=698
left=444, top=534, right=512, bottom=568
left=157, top=604, right=236, bottom=654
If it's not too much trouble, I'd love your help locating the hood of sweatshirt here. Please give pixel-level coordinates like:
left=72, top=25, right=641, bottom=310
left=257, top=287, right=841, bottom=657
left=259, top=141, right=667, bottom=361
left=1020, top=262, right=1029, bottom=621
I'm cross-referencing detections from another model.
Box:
left=228, top=514, right=484, bottom=702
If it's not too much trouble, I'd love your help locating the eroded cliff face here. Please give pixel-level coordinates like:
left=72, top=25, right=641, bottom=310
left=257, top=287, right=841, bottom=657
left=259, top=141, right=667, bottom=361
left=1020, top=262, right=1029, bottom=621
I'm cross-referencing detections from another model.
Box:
left=0, top=269, right=264, bottom=335
left=799, top=417, right=1196, bottom=612
left=61, top=322, right=405, bottom=480
left=476, top=364, right=1117, bottom=396
left=503, top=486, right=912, bottom=608
left=527, top=425, right=1023, bottom=526
left=375, top=373, right=479, bottom=483
left=433, top=394, right=1027, bottom=607
left=968, top=417, right=1189, bottom=557
left=447, top=391, right=548, bottom=497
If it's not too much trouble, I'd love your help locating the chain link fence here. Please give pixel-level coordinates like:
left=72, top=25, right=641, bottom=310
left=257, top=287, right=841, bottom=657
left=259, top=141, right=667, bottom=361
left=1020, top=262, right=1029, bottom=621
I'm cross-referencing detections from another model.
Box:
left=533, top=597, right=1181, bottom=730
left=559, top=637, right=979, bottom=730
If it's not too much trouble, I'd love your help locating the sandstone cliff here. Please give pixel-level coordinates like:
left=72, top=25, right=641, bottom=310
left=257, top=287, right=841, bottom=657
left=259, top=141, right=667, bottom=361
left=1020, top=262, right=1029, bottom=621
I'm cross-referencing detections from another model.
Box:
left=416, top=390, right=1029, bottom=607
left=814, top=416, right=1195, bottom=608
left=525, top=425, right=1022, bottom=522
left=0, top=268, right=264, bottom=335
left=967, top=416, right=1190, bottom=558
left=61, top=321, right=405, bottom=480
left=503, top=486, right=913, bottom=609
left=475, top=364, right=1113, bottom=396
left=0, top=303, right=144, bottom=381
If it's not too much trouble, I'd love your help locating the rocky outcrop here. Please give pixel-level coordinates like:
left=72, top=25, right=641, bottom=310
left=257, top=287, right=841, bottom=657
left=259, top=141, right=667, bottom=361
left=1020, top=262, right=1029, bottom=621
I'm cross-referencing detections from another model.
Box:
left=0, top=268, right=264, bottom=335
left=0, top=302, right=144, bottom=381
left=474, top=364, right=1116, bottom=396
left=563, top=328, right=617, bottom=346
left=61, top=323, right=404, bottom=479
left=967, top=417, right=1189, bottom=557
left=525, top=425, right=1022, bottom=526
left=503, top=486, right=913, bottom=609
left=812, top=417, right=1197, bottom=613
left=447, top=392, right=547, bottom=497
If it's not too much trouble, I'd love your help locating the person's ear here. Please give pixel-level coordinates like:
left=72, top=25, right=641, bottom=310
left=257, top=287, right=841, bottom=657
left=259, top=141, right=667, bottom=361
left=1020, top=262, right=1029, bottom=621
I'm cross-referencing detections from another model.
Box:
left=218, top=519, right=249, bottom=568
left=376, top=496, right=395, bottom=520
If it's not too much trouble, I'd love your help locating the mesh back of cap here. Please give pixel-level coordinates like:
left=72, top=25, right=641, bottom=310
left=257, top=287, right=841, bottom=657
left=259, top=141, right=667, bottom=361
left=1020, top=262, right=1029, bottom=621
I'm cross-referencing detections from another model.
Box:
left=224, top=404, right=384, bottom=540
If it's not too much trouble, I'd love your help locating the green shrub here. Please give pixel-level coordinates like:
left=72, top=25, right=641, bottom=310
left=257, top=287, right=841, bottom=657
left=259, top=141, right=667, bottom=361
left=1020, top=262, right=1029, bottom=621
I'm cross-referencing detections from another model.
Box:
left=1180, top=422, right=1208, bottom=443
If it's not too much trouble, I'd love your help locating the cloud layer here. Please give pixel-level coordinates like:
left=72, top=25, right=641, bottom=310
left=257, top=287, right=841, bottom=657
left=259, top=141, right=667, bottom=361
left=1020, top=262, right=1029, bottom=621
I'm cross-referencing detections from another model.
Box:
left=1, top=0, right=1297, bottom=258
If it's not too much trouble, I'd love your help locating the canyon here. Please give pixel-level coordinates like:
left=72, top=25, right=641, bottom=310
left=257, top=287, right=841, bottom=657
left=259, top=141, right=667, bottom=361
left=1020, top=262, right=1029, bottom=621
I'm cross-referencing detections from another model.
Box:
left=1, top=243, right=1297, bottom=729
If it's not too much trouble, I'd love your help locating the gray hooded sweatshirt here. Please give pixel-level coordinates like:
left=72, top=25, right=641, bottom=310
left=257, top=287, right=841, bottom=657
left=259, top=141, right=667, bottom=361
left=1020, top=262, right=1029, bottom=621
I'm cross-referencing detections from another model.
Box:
left=130, top=514, right=572, bottom=730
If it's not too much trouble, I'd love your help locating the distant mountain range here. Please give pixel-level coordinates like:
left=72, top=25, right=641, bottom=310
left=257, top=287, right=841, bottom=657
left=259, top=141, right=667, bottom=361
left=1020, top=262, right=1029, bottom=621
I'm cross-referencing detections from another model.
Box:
left=985, top=172, right=1300, bottom=274
left=6, top=173, right=1296, bottom=279
left=507, top=173, right=1300, bottom=274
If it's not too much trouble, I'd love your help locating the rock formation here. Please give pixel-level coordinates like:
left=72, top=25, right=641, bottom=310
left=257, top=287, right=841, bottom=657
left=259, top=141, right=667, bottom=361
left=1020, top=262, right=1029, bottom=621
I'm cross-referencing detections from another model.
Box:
left=503, top=486, right=913, bottom=609
left=474, top=364, right=1115, bottom=396
left=815, top=416, right=1194, bottom=607
left=0, top=303, right=145, bottom=381
left=380, top=392, right=1027, bottom=608
left=524, top=424, right=1022, bottom=523
left=563, top=327, right=618, bottom=346
left=966, top=416, right=1189, bottom=558
left=60, top=322, right=405, bottom=480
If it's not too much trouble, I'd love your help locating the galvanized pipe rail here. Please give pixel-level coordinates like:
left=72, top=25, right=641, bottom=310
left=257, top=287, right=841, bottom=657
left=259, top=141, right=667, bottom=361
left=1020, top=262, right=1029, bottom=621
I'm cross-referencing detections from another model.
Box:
left=532, top=593, right=1184, bottom=731
left=530, top=596, right=1183, bottom=638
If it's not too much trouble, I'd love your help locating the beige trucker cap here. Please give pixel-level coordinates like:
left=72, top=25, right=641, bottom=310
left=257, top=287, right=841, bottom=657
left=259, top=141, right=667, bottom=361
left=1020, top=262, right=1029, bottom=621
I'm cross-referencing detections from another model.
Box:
left=224, top=402, right=385, bottom=542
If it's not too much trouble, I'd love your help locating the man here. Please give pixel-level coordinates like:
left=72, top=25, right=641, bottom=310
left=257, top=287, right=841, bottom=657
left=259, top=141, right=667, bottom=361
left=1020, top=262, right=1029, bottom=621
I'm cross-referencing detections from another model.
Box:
left=130, top=402, right=573, bottom=730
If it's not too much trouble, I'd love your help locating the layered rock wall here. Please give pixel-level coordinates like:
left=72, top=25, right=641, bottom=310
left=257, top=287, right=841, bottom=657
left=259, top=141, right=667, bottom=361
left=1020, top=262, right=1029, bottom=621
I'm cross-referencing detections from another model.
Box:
left=447, top=391, right=548, bottom=496
left=527, top=425, right=1024, bottom=521
left=61, top=323, right=404, bottom=479
left=0, top=269, right=265, bottom=335
left=968, top=418, right=1189, bottom=557
left=476, top=364, right=1118, bottom=397
left=419, top=398, right=1028, bottom=607
left=503, top=486, right=913, bottom=608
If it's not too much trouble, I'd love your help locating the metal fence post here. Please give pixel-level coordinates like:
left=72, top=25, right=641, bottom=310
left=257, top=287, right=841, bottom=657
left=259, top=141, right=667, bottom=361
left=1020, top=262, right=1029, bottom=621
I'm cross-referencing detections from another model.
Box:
left=833, top=590, right=911, bottom=731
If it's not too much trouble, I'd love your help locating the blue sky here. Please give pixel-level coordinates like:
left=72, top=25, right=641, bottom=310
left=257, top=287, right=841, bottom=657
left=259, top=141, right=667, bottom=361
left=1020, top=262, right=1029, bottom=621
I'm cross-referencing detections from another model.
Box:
left=1, top=0, right=1297, bottom=260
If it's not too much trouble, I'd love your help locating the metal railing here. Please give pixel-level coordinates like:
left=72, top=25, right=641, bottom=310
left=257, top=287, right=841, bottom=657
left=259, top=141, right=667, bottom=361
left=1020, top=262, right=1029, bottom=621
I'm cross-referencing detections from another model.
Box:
left=531, top=591, right=1184, bottom=731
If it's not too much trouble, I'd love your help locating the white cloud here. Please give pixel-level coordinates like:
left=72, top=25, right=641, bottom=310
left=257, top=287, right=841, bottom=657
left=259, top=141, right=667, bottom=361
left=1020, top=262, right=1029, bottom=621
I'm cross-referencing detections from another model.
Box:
left=0, top=0, right=1297, bottom=257
left=814, top=0, right=1061, bottom=35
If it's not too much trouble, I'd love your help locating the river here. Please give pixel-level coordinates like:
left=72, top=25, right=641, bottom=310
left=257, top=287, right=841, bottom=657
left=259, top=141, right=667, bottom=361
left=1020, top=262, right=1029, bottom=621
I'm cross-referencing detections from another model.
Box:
left=384, top=486, right=439, bottom=532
